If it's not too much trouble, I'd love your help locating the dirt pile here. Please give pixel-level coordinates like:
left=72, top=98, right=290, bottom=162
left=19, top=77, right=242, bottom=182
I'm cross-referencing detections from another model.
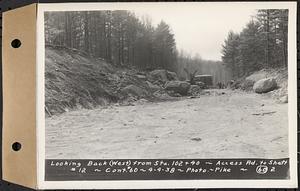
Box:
left=45, top=46, right=201, bottom=116
left=45, top=45, right=157, bottom=116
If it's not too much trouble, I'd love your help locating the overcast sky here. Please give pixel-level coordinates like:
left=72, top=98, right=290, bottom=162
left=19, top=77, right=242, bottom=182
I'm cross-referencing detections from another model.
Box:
left=132, top=4, right=257, bottom=61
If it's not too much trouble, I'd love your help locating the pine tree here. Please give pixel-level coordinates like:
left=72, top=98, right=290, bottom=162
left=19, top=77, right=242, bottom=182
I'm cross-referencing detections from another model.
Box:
left=153, top=21, right=176, bottom=71
left=238, top=20, right=264, bottom=75
left=221, top=31, right=240, bottom=78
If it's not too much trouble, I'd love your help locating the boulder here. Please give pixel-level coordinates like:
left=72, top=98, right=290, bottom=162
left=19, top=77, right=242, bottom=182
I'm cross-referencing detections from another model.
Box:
left=149, top=70, right=168, bottom=82
left=245, top=71, right=267, bottom=82
left=242, top=72, right=268, bottom=91
left=188, top=85, right=202, bottom=95
left=165, top=81, right=191, bottom=95
left=134, top=98, right=149, bottom=105
left=149, top=69, right=179, bottom=82
left=146, top=81, right=161, bottom=91
left=136, top=74, right=147, bottom=80
left=166, top=71, right=179, bottom=81
left=253, top=78, right=277, bottom=93
left=121, top=85, right=147, bottom=97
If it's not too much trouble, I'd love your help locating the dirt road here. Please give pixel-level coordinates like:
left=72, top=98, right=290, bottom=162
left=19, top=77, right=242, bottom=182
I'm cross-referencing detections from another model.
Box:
left=46, top=89, right=288, bottom=159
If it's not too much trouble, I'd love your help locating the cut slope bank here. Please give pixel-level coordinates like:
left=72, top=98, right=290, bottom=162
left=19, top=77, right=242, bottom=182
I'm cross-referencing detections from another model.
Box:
left=234, top=67, right=288, bottom=100
left=45, top=45, right=158, bottom=116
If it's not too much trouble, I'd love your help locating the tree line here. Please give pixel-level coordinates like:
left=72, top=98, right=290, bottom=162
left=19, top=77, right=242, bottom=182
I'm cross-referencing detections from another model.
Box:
left=221, top=9, right=288, bottom=79
left=176, top=50, right=232, bottom=85
left=45, top=11, right=231, bottom=85
left=45, top=11, right=177, bottom=71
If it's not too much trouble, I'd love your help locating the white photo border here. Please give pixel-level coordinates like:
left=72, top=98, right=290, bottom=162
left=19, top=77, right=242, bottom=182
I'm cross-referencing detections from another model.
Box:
left=36, top=2, right=297, bottom=189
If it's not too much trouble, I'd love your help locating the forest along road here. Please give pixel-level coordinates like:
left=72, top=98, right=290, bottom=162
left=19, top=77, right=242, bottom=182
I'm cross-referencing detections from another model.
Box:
left=46, top=89, right=288, bottom=159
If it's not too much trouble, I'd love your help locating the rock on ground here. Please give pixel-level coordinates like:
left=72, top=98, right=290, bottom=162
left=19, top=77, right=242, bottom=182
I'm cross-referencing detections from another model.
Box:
left=242, top=68, right=287, bottom=96
left=166, top=71, right=179, bottom=81
left=146, top=81, right=161, bottom=91
left=136, top=74, right=147, bottom=80
left=149, top=69, right=178, bottom=82
left=188, top=85, right=202, bottom=96
left=241, top=71, right=268, bottom=91
left=253, top=78, right=277, bottom=93
left=149, top=70, right=169, bottom=82
left=246, top=71, right=267, bottom=82
left=279, top=95, right=288, bottom=103
left=121, top=85, right=148, bottom=97
left=165, top=81, right=191, bottom=95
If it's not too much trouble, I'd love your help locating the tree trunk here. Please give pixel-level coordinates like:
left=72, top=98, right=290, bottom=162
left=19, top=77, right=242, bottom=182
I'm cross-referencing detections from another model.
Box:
left=65, top=12, right=72, bottom=48
left=83, top=12, right=90, bottom=53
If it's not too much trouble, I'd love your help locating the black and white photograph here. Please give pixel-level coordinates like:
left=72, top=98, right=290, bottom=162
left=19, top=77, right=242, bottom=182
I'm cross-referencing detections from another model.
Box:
left=40, top=2, right=297, bottom=186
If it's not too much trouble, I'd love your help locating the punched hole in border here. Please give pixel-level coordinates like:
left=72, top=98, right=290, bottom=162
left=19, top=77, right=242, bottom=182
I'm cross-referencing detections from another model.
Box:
left=12, top=142, right=21, bottom=151
left=11, top=39, right=21, bottom=48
